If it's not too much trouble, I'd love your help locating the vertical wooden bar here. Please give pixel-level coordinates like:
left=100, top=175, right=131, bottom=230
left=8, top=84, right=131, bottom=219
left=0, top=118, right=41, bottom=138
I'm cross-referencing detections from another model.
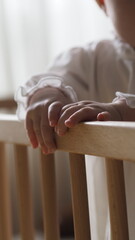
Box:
left=40, top=153, right=60, bottom=240
left=105, top=158, right=129, bottom=240
left=0, top=143, right=12, bottom=240
left=69, top=153, right=91, bottom=240
left=14, top=144, right=34, bottom=240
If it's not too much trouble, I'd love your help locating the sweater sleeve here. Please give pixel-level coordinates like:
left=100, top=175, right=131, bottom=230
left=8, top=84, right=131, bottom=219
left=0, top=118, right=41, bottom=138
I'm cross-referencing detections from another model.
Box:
left=113, top=92, right=135, bottom=108
left=15, top=43, right=95, bottom=120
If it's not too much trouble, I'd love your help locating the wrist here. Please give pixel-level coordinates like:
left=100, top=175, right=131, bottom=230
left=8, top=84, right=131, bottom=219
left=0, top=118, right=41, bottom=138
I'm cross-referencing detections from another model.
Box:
left=28, top=87, right=63, bottom=105
left=27, top=86, right=75, bottom=108
left=112, top=98, right=132, bottom=121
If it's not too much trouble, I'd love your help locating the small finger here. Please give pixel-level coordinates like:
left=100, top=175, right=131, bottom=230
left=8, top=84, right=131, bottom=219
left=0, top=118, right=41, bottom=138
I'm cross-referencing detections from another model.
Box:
left=48, top=101, right=63, bottom=127
left=32, top=118, right=48, bottom=153
left=56, top=105, right=83, bottom=135
left=97, top=111, right=112, bottom=121
left=41, top=114, right=56, bottom=153
left=25, top=117, right=38, bottom=148
left=65, top=107, right=98, bottom=127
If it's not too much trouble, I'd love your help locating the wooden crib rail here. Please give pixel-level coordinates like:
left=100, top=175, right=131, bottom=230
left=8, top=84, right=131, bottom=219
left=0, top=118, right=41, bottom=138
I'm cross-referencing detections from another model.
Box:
left=0, top=114, right=135, bottom=161
left=0, top=114, right=135, bottom=240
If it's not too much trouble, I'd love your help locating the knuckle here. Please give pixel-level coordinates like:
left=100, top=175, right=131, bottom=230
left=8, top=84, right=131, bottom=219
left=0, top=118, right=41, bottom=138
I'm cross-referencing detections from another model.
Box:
left=53, top=101, right=62, bottom=107
left=82, top=107, right=90, bottom=114
left=62, top=103, right=71, bottom=111
left=33, top=104, right=42, bottom=112
left=26, top=108, right=33, bottom=118
left=27, top=102, right=45, bottom=114
left=63, top=107, right=74, bottom=115
left=49, top=101, right=62, bottom=112
left=26, top=108, right=37, bottom=120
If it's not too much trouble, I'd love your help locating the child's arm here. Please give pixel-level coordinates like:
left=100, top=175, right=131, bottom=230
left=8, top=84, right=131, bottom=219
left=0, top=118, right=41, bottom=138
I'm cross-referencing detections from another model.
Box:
left=16, top=46, right=92, bottom=154
left=55, top=97, right=135, bottom=136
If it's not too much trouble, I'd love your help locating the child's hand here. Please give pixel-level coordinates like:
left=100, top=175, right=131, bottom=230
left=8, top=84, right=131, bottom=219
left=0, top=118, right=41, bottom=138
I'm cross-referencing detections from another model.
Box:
left=25, top=87, right=73, bottom=154
left=55, top=100, right=123, bottom=135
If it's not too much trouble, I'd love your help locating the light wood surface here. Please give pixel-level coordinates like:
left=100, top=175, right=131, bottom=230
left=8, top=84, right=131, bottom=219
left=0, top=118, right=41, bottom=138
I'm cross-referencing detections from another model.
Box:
left=0, top=98, right=16, bottom=109
left=56, top=121, right=135, bottom=162
left=40, top=153, right=60, bottom=240
left=69, top=153, right=91, bottom=240
left=0, top=114, right=134, bottom=239
left=105, top=159, right=129, bottom=240
left=0, top=143, right=12, bottom=240
left=14, top=144, right=34, bottom=240
left=0, top=115, right=135, bottom=161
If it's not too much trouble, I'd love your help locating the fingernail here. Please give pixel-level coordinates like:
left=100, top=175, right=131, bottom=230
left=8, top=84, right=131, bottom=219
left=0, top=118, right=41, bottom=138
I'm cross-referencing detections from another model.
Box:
left=57, top=130, right=61, bottom=135
left=65, top=120, right=70, bottom=125
left=65, top=120, right=73, bottom=128
left=50, top=121, right=55, bottom=127
left=97, top=113, right=105, bottom=121
left=57, top=130, right=65, bottom=136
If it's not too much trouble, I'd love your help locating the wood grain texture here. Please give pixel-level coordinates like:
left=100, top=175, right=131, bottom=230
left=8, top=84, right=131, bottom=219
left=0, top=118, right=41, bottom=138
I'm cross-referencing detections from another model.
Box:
left=0, top=98, right=16, bottom=109
left=56, top=122, right=135, bottom=162
left=40, top=153, right=60, bottom=240
left=69, top=153, right=91, bottom=240
left=14, top=144, right=34, bottom=240
left=105, top=159, right=129, bottom=240
left=0, top=143, right=12, bottom=240
left=0, top=115, right=134, bottom=239
left=0, top=115, right=135, bottom=162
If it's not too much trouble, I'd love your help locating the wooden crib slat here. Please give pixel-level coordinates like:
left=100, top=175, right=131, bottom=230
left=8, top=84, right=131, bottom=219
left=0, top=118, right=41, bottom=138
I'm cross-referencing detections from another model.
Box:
left=14, top=144, right=34, bottom=240
left=69, top=153, right=91, bottom=240
left=0, top=143, right=12, bottom=240
left=105, top=159, right=129, bottom=240
left=40, top=153, right=60, bottom=240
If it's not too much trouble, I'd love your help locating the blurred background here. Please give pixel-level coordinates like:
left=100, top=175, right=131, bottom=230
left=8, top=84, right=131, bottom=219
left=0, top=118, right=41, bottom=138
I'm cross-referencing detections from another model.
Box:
left=0, top=0, right=113, bottom=100
left=0, top=1, right=113, bottom=236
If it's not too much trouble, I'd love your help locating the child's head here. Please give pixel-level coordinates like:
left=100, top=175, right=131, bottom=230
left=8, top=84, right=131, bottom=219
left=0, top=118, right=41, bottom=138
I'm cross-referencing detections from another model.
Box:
left=95, top=0, right=135, bottom=47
